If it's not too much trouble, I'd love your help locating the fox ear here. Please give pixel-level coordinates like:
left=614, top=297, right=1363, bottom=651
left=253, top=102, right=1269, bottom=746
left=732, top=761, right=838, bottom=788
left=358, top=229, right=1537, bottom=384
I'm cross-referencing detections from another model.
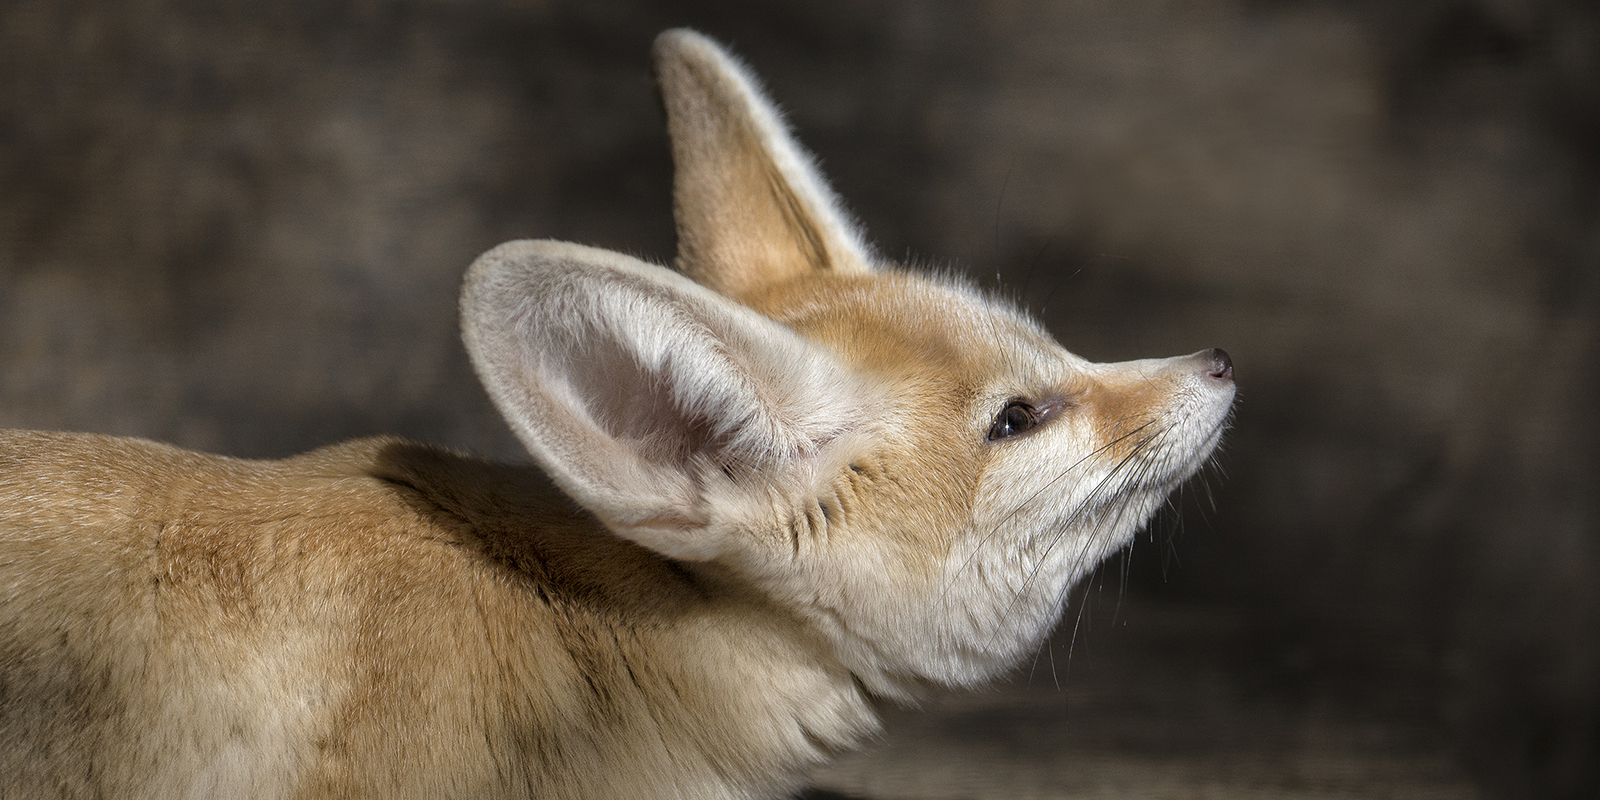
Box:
left=654, top=28, right=873, bottom=301
left=461, top=239, right=860, bottom=560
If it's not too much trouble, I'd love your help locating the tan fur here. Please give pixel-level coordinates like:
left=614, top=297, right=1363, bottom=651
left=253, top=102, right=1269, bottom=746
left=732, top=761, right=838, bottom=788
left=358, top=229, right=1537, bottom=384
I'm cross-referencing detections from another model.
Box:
left=1, top=433, right=871, bottom=799
left=656, top=30, right=872, bottom=299
left=0, top=29, right=1234, bottom=800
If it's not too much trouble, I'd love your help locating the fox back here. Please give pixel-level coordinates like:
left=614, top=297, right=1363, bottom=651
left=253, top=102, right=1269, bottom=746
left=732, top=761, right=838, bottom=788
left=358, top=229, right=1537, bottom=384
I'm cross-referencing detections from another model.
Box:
left=0, top=29, right=1235, bottom=800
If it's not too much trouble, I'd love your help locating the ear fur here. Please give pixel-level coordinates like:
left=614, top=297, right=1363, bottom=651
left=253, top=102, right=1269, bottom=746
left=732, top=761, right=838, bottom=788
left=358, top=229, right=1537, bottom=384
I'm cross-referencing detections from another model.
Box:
left=654, top=29, right=873, bottom=300
left=461, top=239, right=860, bottom=560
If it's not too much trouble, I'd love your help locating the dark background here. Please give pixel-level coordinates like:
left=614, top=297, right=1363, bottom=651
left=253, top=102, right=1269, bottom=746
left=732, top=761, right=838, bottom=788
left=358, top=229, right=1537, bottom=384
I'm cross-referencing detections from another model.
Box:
left=2, top=1, right=1596, bottom=798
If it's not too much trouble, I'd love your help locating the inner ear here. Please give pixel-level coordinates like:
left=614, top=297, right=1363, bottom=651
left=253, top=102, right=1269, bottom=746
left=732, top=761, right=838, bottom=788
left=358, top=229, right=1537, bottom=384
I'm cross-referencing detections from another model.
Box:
left=568, top=331, right=721, bottom=464
left=461, top=239, right=864, bottom=561
left=654, top=29, right=873, bottom=301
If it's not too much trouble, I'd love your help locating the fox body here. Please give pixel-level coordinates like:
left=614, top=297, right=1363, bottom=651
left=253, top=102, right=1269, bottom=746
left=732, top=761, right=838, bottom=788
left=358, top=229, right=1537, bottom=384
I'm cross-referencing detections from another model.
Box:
left=0, top=30, right=1235, bottom=800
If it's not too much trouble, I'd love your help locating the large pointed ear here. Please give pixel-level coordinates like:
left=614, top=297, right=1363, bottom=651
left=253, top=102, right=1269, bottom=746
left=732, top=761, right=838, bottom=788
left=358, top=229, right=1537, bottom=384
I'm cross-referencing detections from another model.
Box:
left=461, top=239, right=862, bottom=560
left=654, top=29, right=874, bottom=301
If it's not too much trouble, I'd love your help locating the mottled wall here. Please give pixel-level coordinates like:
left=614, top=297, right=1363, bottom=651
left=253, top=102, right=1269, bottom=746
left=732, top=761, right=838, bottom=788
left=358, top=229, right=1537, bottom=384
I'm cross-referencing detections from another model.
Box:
left=2, top=1, right=1595, bottom=797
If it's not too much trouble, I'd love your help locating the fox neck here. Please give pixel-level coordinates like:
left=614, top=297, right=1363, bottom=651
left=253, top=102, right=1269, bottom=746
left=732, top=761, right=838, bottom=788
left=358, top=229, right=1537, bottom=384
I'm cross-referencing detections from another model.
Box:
left=372, top=441, right=881, bottom=795
left=510, top=525, right=883, bottom=796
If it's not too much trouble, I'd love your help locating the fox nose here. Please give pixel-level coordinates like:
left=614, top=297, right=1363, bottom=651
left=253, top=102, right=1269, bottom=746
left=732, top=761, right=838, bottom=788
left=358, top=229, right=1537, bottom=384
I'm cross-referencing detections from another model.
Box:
left=1205, top=348, right=1233, bottom=382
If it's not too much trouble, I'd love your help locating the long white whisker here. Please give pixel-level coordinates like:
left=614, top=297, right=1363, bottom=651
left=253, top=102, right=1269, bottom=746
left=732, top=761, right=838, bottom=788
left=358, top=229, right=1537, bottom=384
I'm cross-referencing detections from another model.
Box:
left=941, top=419, right=1159, bottom=600
left=979, top=429, right=1164, bottom=649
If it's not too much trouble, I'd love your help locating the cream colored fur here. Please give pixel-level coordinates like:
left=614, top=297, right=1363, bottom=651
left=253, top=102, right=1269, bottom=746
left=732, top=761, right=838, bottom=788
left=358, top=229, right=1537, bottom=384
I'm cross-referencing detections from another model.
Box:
left=0, top=29, right=1235, bottom=800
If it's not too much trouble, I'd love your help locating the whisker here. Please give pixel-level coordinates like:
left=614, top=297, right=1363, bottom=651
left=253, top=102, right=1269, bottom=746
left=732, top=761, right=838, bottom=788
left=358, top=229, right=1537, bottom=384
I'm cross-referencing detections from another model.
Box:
left=1063, top=583, right=1089, bottom=687
left=941, top=419, right=1159, bottom=600
left=978, top=429, right=1164, bottom=648
left=1047, top=628, right=1061, bottom=692
left=1113, top=537, right=1131, bottom=625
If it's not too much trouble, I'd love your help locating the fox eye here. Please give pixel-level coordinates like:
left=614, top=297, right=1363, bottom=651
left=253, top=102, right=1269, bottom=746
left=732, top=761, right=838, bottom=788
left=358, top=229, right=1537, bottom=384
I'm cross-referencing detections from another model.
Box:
left=987, top=400, right=1040, bottom=441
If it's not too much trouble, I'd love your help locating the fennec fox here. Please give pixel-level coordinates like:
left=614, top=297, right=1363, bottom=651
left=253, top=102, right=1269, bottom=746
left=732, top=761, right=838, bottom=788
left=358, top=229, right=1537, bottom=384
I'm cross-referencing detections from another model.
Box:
left=0, top=29, right=1234, bottom=800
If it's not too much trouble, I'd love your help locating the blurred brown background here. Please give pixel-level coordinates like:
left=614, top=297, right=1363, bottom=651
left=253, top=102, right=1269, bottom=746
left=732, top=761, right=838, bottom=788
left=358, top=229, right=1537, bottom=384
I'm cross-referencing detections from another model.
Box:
left=2, top=1, right=1596, bottom=798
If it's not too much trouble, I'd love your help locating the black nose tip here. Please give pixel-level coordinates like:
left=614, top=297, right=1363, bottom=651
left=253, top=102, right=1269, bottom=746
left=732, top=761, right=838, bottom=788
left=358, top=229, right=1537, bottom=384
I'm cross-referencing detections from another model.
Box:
left=1207, top=348, right=1233, bottom=381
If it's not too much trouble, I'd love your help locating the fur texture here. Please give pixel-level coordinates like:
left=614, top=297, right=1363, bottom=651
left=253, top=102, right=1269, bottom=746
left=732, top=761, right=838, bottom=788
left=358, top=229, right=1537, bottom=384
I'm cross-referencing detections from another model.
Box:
left=0, top=29, right=1235, bottom=799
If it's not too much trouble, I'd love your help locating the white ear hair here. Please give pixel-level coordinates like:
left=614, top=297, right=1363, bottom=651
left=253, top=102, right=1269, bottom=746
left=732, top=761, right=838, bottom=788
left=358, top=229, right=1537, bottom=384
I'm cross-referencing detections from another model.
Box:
left=462, top=239, right=859, bottom=559
left=655, top=28, right=874, bottom=299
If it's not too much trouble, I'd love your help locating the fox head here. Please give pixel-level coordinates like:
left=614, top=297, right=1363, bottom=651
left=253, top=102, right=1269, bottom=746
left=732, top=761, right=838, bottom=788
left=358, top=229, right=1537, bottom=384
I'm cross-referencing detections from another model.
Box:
left=461, top=29, right=1234, bottom=697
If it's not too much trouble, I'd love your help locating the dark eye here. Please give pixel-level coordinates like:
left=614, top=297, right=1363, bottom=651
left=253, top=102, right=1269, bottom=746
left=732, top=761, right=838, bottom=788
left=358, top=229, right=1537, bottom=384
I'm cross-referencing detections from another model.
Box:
left=987, top=400, right=1040, bottom=441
